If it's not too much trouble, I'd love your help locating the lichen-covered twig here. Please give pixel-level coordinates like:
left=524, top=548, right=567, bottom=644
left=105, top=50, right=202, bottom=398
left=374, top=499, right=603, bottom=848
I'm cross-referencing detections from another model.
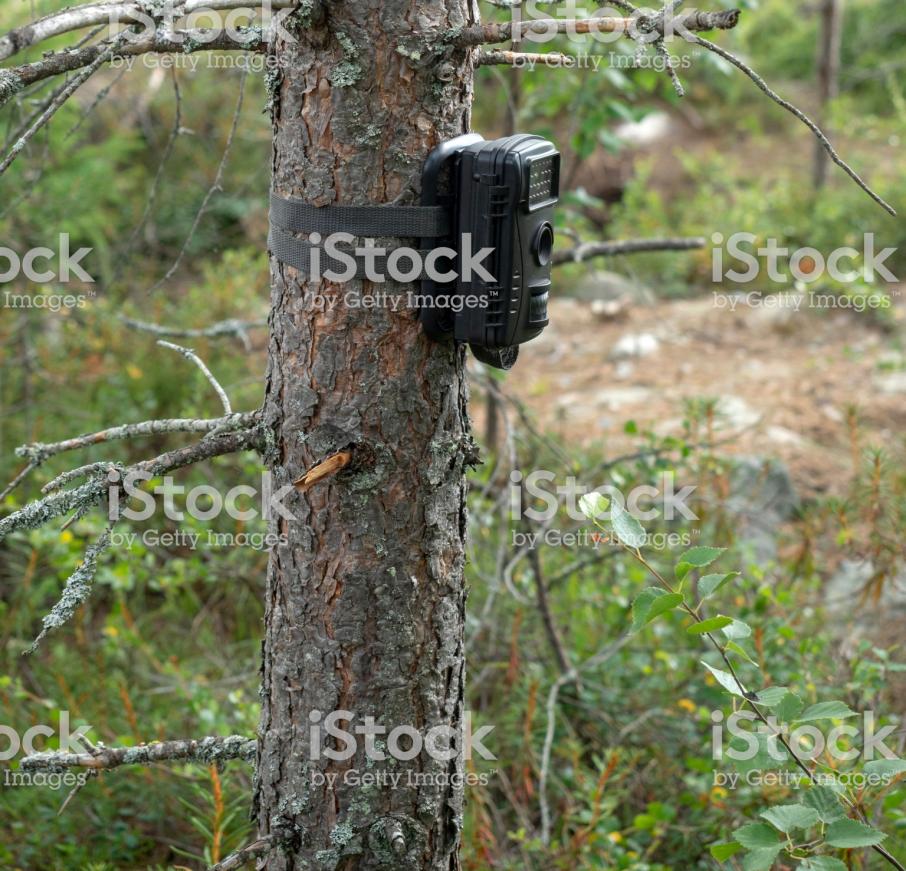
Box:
left=22, top=735, right=257, bottom=771
left=1, top=426, right=263, bottom=545
left=210, top=835, right=275, bottom=871
left=157, top=340, right=233, bottom=415
left=16, top=412, right=257, bottom=465
left=459, top=10, right=740, bottom=46
left=552, top=236, right=705, bottom=264
left=0, top=28, right=266, bottom=101
left=26, top=526, right=113, bottom=653
left=0, top=0, right=291, bottom=63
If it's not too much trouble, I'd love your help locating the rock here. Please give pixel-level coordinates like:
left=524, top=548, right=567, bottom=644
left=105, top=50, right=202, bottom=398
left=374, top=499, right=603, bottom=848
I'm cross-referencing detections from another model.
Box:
left=876, top=371, right=906, bottom=394
left=725, top=457, right=799, bottom=562
left=565, top=270, right=653, bottom=304
left=610, top=332, right=660, bottom=359
left=715, top=395, right=761, bottom=431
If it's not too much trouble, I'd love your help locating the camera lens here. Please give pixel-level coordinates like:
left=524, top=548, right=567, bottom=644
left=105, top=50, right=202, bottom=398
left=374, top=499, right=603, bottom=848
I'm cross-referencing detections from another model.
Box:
left=533, top=222, right=554, bottom=266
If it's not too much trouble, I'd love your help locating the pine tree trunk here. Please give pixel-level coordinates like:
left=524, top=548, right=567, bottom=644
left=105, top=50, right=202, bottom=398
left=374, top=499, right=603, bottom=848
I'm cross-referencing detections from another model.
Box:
left=254, top=2, right=477, bottom=868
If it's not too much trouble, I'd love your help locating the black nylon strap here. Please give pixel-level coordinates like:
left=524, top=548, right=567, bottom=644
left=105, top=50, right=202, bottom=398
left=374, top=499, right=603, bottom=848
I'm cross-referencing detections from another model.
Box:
left=269, top=194, right=451, bottom=238
left=268, top=225, right=448, bottom=282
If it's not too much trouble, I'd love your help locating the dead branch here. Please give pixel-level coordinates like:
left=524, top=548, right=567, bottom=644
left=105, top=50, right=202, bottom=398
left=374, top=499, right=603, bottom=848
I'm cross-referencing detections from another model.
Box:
left=0, top=27, right=265, bottom=104
left=293, top=450, right=353, bottom=493
left=15, top=411, right=257, bottom=466
left=26, top=526, right=113, bottom=653
left=119, top=315, right=267, bottom=351
left=477, top=51, right=575, bottom=68
left=146, top=71, right=247, bottom=293
left=0, top=426, right=262, bottom=545
left=0, top=0, right=290, bottom=63
left=157, top=340, right=233, bottom=415
left=22, top=735, right=257, bottom=771
left=458, top=10, right=741, bottom=47
left=685, top=31, right=897, bottom=217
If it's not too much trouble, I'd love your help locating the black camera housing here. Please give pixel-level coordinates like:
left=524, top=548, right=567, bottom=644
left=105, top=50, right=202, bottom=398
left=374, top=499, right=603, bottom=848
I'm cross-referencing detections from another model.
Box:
left=420, top=133, right=560, bottom=369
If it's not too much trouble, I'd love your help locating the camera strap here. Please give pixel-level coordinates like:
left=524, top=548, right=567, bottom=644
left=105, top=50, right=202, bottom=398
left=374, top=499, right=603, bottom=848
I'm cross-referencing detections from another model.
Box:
left=268, top=193, right=452, bottom=281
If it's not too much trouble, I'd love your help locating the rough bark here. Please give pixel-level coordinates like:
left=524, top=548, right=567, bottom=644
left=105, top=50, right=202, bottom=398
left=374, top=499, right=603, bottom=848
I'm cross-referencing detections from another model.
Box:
left=254, top=2, right=477, bottom=869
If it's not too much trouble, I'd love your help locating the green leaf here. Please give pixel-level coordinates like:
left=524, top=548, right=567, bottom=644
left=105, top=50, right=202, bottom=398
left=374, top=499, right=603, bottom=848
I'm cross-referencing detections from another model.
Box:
left=796, top=701, right=857, bottom=722
left=631, top=588, right=682, bottom=633
left=753, top=686, right=790, bottom=707
left=800, top=859, right=847, bottom=871
left=578, top=491, right=608, bottom=520
left=676, top=546, right=725, bottom=580
left=759, top=804, right=819, bottom=833
left=864, top=758, right=906, bottom=778
left=775, top=692, right=804, bottom=723
left=726, top=641, right=760, bottom=668
left=734, top=823, right=780, bottom=850
left=824, top=818, right=887, bottom=848
left=697, top=571, right=739, bottom=599
left=703, top=662, right=746, bottom=697
left=687, top=615, right=733, bottom=634
left=742, top=845, right=783, bottom=871
left=710, top=842, right=743, bottom=861
left=722, top=619, right=752, bottom=640
left=611, top=501, right=646, bottom=548
left=802, top=785, right=846, bottom=823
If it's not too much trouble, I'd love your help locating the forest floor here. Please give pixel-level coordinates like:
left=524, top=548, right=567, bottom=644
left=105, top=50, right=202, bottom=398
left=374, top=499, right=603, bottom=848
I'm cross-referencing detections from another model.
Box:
left=485, top=292, right=905, bottom=499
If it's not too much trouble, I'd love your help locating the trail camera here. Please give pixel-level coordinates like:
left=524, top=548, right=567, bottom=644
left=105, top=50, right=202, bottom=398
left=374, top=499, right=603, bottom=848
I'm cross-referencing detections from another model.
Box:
left=420, top=133, right=561, bottom=370
left=269, top=132, right=560, bottom=370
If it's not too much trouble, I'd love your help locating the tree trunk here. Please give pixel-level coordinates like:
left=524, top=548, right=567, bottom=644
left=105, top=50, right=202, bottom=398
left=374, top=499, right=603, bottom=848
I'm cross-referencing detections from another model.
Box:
left=254, top=2, right=477, bottom=869
left=812, top=0, right=843, bottom=190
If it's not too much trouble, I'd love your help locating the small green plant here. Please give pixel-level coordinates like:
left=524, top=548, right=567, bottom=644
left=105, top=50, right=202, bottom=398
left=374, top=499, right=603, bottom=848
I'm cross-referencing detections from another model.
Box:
left=579, top=492, right=906, bottom=871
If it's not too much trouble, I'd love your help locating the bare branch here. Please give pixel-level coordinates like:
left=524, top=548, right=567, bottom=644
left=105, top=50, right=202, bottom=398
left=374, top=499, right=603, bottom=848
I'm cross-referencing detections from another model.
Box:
left=686, top=32, right=897, bottom=217
left=458, top=10, right=740, bottom=47
left=0, top=35, right=121, bottom=175
left=0, top=0, right=290, bottom=63
left=1, top=28, right=265, bottom=101
left=16, top=411, right=257, bottom=465
left=157, top=340, right=233, bottom=415
left=120, top=314, right=267, bottom=351
left=0, top=461, right=36, bottom=501
left=22, top=735, right=257, bottom=771
left=146, top=70, right=247, bottom=293
left=1, top=426, right=263, bottom=544
left=552, top=236, right=705, bottom=264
